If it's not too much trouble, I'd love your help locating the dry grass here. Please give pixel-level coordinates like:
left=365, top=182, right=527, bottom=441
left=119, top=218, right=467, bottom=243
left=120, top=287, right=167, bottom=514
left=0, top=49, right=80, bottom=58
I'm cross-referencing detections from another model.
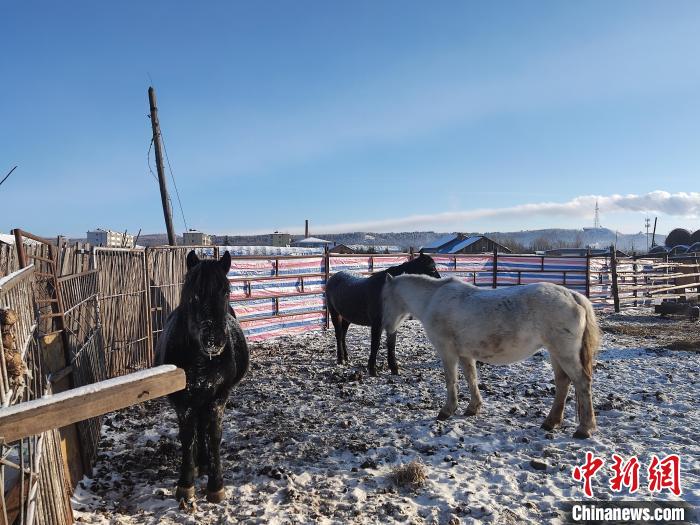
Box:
left=390, top=460, right=428, bottom=489
left=664, top=339, right=700, bottom=352
left=601, top=324, right=658, bottom=337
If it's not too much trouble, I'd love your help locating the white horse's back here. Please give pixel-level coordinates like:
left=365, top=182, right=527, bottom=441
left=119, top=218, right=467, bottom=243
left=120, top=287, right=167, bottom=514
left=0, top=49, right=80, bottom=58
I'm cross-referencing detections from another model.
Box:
left=424, top=279, right=587, bottom=365
left=382, top=274, right=600, bottom=438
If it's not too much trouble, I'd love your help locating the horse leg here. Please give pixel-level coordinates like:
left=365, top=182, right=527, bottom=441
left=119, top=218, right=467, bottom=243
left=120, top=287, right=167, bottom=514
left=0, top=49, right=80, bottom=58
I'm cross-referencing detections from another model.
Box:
left=459, top=356, right=482, bottom=416
left=196, top=413, right=210, bottom=476
left=437, top=353, right=459, bottom=420
left=386, top=331, right=399, bottom=375
left=541, top=357, right=571, bottom=431
left=553, top=351, right=597, bottom=439
left=175, top=408, right=197, bottom=500
left=341, top=319, right=350, bottom=363
left=367, top=323, right=382, bottom=376
left=205, top=400, right=226, bottom=503
left=329, top=307, right=344, bottom=365
left=571, top=375, right=596, bottom=439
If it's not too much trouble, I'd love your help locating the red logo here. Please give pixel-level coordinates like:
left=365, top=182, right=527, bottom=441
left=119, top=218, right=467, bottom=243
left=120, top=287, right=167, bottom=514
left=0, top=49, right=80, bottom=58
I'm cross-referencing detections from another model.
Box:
left=609, top=454, right=640, bottom=493
left=648, top=454, right=681, bottom=496
left=574, top=453, right=682, bottom=497
left=572, top=451, right=605, bottom=498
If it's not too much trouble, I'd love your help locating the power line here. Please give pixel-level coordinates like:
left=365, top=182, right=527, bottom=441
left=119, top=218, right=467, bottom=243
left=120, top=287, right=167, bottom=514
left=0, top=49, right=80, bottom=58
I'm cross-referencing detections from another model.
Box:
left=147, top=137, right=177, bottom=221
left=0, top=165, right=17, bottom=188
left=146, top=138, right=159, bottom=183
left=159, top=130, right=188, bottom=232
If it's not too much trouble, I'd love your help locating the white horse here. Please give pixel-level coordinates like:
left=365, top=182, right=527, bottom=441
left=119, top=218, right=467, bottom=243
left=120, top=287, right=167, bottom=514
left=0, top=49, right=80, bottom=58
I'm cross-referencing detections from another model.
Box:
left=382, top=274, right=600, bottom=438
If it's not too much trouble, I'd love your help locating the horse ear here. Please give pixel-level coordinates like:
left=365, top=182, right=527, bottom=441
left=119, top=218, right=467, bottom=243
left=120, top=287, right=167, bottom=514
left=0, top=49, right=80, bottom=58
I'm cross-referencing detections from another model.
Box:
left=419, top=248, right=424, bottom=256
left=385, top=273, right=393, bottom=283
left=186, top=250, right=200, bottom=270
left=220, top=250, right=231, bottom=273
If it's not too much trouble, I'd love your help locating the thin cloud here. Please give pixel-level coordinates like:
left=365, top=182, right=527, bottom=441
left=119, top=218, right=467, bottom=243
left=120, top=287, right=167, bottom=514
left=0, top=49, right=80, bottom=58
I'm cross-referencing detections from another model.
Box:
left=259, top=191, right=700, bottom=234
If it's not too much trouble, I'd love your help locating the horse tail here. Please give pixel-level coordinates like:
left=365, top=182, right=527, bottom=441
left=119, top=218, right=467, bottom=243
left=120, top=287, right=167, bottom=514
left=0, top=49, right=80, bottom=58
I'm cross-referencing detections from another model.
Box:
left=571, top=292, right=600, bottom=380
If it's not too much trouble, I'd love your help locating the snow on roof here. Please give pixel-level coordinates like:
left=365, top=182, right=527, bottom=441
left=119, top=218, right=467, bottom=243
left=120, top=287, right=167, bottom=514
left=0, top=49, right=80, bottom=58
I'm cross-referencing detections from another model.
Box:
left=294, top=237, right=332, bottom=244
left=219, top=245, right=324, bottom=256
left=447, top=236, right=482, bottom=253
left=421, top=234, right=458, bottom=250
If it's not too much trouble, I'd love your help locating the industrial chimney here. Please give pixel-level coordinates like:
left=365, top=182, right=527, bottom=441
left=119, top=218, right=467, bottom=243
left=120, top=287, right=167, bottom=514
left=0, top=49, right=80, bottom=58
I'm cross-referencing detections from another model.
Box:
left=305, top=220, right=309, bottom=238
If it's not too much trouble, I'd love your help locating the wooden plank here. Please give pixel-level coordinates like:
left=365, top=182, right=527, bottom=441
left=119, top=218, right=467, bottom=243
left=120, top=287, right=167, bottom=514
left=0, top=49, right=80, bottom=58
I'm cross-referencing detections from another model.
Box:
left=0, top=365, right=184, bottom=443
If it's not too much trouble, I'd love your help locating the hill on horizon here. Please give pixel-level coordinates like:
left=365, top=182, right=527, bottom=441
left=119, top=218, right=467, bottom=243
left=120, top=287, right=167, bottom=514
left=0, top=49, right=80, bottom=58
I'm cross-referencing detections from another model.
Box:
left=77, top=228, right=664, bottom=253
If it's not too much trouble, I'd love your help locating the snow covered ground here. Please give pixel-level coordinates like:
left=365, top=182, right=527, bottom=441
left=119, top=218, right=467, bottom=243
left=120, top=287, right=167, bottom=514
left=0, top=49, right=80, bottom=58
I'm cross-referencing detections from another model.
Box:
left=73, top=309, right=700, bottom=524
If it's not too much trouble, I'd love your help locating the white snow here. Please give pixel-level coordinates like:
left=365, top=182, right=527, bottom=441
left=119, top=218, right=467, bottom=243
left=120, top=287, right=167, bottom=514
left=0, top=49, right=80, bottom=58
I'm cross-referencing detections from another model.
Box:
left=72, top=311, right=699, bottom=524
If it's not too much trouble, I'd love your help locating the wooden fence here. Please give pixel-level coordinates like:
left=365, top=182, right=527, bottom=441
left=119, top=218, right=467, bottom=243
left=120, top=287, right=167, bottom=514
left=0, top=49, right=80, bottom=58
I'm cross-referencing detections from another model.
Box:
left=57, top=270, right=106, bottom=469
left=93, top=248, right=152, bottom=377
left=0, top=266, right=73, bottom=525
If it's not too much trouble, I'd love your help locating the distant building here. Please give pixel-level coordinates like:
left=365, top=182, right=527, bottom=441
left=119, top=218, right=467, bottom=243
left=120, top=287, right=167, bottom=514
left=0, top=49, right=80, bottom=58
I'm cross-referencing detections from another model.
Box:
left=271, top=232, right=292, bottom=247
left=87, top=229, right=134, bottom=248
left=291, top=236, right=333, bottom=249
left=421, top=233, right=511, bottom=254
left=328, top=243, right=355, bottom=254
left=183, top=230, right=212, bottom=246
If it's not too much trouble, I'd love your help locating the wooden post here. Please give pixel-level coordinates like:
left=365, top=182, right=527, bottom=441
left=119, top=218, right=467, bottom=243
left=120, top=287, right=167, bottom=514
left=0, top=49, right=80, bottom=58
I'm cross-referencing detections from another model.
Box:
left=632, top=256, right=638, bottom=307
left=610, top=245, right=620, bottom=313
left=492, top=247, right=498, bottom=289
left=11, top=228, right=27, bottom=268
left=324, top=247, right=330, bottom=329
left=148, top=86, right=177, bottom=246
left=585, top=248, right=591, bottom=298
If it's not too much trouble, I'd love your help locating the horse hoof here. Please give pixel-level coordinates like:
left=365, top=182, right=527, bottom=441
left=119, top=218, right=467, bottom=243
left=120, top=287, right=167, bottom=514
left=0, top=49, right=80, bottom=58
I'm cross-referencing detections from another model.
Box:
left=541, top=421, right=556, bottom=431
left=465, top=406, right=480, bottom=417
left=390, top=368, right=399, bottom=375
left=368, top=368, right=377, bottom=377
left=206, top=488, right=226, bottom=504
left=573, top=428, right=592, bottom=439
left=436, top=411, right=451, bottom=421
left=175, top=485, right=195, bottom=501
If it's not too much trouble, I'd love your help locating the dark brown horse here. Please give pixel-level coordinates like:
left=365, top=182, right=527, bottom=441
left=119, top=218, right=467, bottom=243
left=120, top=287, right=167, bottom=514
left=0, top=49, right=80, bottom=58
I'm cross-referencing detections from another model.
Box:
left=325, top=254, right=440, bottom=376
left=156, top=251, right=249, bottom=503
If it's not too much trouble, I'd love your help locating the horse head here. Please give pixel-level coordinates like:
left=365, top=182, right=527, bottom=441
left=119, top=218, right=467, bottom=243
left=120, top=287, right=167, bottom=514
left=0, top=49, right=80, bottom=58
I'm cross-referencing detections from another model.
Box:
left=411, top=253, right=441, bottom=278
left=182, top=250, right=232, bottom=358
left=381, top=273, right=409, bottom=334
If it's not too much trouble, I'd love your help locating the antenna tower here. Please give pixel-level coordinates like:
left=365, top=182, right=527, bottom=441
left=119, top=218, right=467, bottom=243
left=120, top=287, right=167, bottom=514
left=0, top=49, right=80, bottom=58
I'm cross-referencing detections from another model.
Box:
left=594, top=200, right=601, bottom=229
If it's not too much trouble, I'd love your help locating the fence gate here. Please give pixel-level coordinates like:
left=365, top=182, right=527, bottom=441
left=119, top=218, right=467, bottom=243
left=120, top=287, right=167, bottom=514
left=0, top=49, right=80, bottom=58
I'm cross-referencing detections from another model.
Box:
left=57, top=269, right=106, bottom=469
left=93, top=248, right=152, bottom=377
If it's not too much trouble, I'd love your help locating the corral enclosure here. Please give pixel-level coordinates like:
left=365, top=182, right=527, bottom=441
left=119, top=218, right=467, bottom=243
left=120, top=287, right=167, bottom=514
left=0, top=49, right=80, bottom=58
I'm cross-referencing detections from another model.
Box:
left=1, top=230, right=699, bottom=524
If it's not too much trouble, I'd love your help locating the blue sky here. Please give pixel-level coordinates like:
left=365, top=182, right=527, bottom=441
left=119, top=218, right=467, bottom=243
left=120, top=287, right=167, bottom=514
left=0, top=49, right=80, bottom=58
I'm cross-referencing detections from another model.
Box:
left=2, top=1, right=700, bottom=237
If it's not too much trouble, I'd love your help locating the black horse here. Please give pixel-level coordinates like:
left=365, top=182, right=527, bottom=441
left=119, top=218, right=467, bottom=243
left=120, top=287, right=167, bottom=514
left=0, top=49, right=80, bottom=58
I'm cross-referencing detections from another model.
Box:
left=156, top=250, right=249, bottom=503
left=325, top=253, right=440, bottom=376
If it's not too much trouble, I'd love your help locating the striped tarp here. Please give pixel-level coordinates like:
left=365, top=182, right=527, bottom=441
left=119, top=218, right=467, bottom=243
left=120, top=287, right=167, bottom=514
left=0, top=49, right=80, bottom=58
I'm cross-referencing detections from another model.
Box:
left=229, top=257, right=327, bottom=340
left=227, top=253, right=608, bottom=341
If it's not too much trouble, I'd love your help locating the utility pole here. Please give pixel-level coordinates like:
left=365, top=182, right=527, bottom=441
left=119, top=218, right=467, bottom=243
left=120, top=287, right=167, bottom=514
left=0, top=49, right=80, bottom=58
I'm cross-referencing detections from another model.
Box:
left=148, top=86, right=177, bottom=246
